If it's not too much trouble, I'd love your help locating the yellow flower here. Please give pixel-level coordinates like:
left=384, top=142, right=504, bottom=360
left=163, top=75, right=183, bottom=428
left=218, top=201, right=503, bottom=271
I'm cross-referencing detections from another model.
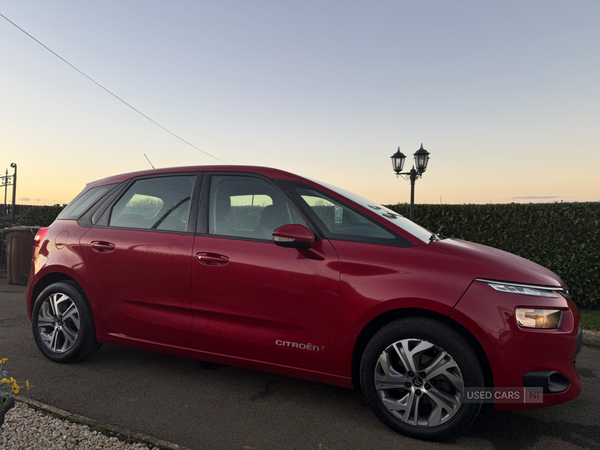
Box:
left=11, top=383, right=19, bottom=393
left=10, top=377, right=16, bottom=383
left=26, top=380, right=30, bottom=390
left=0, top=358, right=7, bottom=363
left=1, top=378, right=9, bottom=384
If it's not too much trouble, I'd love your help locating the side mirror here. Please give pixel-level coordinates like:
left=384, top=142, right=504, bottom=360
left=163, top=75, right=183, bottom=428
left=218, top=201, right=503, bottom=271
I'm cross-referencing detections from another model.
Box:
left=273, top=224, right=315, bottom=249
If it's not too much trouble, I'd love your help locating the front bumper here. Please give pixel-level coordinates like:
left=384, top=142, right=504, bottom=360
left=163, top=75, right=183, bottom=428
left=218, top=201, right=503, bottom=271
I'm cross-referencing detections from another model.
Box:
left=575, top=326, right=584, bottom=363
left=451, top=281, right=581, bottom=410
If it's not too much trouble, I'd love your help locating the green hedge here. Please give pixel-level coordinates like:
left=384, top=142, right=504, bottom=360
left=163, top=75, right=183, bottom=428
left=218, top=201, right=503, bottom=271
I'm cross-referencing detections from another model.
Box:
left=385, top=202, right=600, bottom=309
left=11, top=201, right=599, bottom=308
left=14, top=205, right=65, bottom=227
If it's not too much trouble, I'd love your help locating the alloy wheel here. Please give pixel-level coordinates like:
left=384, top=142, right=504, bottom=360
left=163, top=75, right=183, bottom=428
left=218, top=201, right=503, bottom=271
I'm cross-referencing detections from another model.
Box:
left=374, top=338, right=464, bottom=427
left=37, top=293, right=81, bottom=353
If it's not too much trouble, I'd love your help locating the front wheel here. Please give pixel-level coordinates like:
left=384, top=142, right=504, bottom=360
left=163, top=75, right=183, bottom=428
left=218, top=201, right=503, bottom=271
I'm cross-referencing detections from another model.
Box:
left=32, top=282, right=102, bottom=363
left=360, top=317, right=484, bottom=441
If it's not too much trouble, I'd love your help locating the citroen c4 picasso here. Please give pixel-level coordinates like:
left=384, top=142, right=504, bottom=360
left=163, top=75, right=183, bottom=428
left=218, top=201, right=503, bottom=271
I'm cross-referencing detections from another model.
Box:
left=26, top=166, right=582, bottom=440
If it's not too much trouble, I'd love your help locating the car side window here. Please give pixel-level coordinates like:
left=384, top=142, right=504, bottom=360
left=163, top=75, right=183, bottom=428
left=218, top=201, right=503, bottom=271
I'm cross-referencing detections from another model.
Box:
left=109, top=176, right=195, bottom=232
left=209, top=175, right=306, bottom=240
left=56, top=184, right=117, bottom=220
left=295, top=187, right=396, bottom=240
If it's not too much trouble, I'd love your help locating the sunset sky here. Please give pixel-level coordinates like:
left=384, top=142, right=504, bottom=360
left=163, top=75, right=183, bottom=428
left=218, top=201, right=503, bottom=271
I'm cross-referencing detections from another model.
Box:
left=1, top=1, right=598, bottom=206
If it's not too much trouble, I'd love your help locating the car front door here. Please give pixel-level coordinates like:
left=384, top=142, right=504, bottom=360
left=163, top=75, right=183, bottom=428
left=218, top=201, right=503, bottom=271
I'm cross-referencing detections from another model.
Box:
left=80, top=174, right=199, bottom=347
left=191, top=174, right=340, bottom=372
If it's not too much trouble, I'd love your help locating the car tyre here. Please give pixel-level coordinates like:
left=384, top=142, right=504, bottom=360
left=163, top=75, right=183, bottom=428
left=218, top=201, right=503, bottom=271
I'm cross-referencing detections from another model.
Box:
left=360, top=317, right=483, bottom=441
left=32, top=282, right=101, bottom=363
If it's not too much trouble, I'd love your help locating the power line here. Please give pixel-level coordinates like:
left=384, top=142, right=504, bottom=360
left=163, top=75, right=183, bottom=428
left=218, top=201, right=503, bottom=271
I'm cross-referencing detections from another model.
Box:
left=0, top=12, right=229, bottom=165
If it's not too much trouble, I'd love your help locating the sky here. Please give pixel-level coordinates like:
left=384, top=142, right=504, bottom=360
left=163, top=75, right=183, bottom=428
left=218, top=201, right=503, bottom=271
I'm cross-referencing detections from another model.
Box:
left=1, top=1, right=599, bottom=206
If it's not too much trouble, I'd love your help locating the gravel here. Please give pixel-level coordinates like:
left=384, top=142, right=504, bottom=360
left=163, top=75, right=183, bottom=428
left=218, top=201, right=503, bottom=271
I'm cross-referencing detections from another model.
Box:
left=583, top=329, right=600, bottom=347
left=1, top=402, right=159, bottom=450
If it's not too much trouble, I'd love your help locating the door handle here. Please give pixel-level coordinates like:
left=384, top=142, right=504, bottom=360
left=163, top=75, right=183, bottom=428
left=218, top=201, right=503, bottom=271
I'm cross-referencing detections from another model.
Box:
left=91, top=241, right=116, bottom=253
left=196, top=252, right=230, bottom=266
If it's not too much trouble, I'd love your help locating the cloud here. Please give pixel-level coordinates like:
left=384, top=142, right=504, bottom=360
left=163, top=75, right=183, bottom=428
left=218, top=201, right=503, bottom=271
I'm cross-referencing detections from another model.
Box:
left=19, top=197, right=50, bottom=203
left=512, top=196, right=559, bottom=200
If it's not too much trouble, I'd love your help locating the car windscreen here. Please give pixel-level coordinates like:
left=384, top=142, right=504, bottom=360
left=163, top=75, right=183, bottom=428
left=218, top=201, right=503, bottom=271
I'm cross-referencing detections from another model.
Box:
left=308, top=179, right=432, bottom=243
left=56, top=184, right=117, bottom=220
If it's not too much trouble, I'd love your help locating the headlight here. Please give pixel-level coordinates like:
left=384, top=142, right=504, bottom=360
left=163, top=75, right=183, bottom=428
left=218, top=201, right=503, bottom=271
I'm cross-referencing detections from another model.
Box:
left=515, top=308, right=562, bottom=329
left=486, top=282, right=559, bottom=298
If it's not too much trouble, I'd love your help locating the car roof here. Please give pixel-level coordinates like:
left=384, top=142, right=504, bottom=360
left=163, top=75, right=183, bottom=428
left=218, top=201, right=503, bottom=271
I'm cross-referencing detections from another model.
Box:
left=87, top=165, right=310, bottom=187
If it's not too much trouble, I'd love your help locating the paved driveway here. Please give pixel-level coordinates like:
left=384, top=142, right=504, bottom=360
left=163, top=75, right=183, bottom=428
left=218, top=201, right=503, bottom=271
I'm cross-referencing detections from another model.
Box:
left=2, top=278, right=599, bottom=450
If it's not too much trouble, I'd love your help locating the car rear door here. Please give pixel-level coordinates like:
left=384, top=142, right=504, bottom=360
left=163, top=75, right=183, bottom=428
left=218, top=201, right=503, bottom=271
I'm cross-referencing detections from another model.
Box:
left=80, top=174, right=200, bottom=347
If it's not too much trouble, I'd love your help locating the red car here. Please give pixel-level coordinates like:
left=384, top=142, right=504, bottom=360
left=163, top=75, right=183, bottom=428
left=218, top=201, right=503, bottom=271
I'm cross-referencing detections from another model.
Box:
left=26, top=165, right=582, bottom=440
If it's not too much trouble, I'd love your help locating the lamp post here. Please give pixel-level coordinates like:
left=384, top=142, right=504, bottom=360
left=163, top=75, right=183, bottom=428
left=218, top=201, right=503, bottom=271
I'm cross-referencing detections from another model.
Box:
left=10, top=163, right=17, bottom=225
left=390, top=144, right=430, bottom=221
left=1, top=163, right=17, bottom=227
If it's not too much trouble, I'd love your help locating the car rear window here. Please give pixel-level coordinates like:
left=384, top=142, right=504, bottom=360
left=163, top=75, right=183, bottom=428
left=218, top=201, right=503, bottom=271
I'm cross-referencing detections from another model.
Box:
left=56, top=184, right=117, bottom=220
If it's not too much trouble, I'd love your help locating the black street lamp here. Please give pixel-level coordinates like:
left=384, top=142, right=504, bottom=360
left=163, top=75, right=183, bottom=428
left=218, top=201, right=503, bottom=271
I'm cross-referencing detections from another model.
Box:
left=1, top=163, right=17, bottom=227
left=390, top=144, right=430, bottom=221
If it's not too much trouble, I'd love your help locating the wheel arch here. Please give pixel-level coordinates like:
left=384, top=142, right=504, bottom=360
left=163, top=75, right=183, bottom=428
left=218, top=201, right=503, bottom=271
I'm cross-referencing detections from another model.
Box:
left=30, top=272, right=87, bottom=314
left=350, top=308, right=494, bottom=392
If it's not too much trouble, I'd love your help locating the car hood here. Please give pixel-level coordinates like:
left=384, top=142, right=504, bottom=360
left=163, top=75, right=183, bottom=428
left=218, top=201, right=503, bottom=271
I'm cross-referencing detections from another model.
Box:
left=428, top=238, right=564, bottom=287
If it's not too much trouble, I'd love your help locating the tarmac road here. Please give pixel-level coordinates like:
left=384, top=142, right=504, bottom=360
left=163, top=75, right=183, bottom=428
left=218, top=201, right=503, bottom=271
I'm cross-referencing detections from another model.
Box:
left=2, top=278, right=599, bottom=450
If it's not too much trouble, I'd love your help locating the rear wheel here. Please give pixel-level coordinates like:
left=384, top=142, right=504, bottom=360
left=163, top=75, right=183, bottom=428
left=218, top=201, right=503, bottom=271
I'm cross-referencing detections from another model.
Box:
left=32, top=282, right=101, bottom=363
left=360, top=317, right=484, bottom=441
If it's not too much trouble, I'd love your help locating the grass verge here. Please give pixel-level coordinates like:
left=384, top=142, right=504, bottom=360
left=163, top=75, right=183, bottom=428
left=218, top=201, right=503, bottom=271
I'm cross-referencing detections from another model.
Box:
left=579, top=309, right=600, bottom=331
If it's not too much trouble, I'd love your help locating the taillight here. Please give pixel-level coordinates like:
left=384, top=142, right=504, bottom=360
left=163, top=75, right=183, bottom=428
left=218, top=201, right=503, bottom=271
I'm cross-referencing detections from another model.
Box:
left=33, top=227, right=50, bottom=248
